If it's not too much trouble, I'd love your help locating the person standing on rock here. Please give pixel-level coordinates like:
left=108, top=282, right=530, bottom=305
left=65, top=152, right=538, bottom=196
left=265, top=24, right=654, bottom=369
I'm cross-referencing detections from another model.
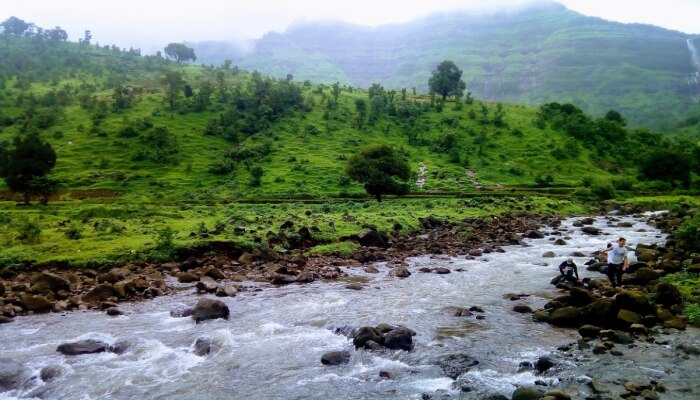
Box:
left=558, top=257, right=579, bottom=283
left=600, top=237, right=628, bottom=287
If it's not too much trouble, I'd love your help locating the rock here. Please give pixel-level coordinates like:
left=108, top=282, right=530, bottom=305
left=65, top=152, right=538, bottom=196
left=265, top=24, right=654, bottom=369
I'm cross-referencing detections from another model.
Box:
left=271, top=274, right=297, bottom=285
left=629, top=323, right=649, bottom=335
left=568, top=287, right=597, bottom=307
left=578, top=325, right=603, bottom=338
left=82, top=284, right=116, bottom=303
left=626, top=267, right=660, bottom=284
left=97, top=271, right=119, bottom=284
left=512, top=387, right=545, bottom=400
left=434, top=267, right=451, bottom=274
left=580, top=298, right=617, bottom=327
left=345, top=284, right=363, bottom=291
left=581, top=227, right=601, bottom=235
left=548, top=307, right=582, bottom=327
left=353, top=326, right=383, bottom=349
left=30, top=272, right=70, bottom=294
left=170, top=306, right=194, bottom=318
left=203, top=266, right=226, bottom=280
left=580, top=218, right=595, bottom=225
left=194, top=337, right=211, bottom=356
left=544, top=389, right=572, bottom=399
left=389, top=267, right=411, bottom=278
left=611, top=332, right=634, bottom=344
left=0, top=316, right=13, bottom=324
left=615, top=291, right=652, bottom=314
left=19, top=294, right=53, bottom=312
left=434, top=353, right=479, bottom=379
left=554, top=239, right=567, bottom=245
left=105, top=307, right=123, bottom=316
left=636, top=249, right=660, bottom=263
left=379, top=370, right=395, bottom=380
left=178, top=272, right=198, bottom=283
left=321, top=351, right=351, bottom=365
left=238, top=252, right=255, bottom=265
left=40, top=365, right=62, bottom=382
left=513, top=304, right=533, bottom=314
left=527, top=230, right=545, bottom=239
left=57, top=339, right=109, bottom=355
left=535, top=356, right=554, bottom=372
left=0, top=359, right=31, bottom=391
left=0, top=281, right=4, bottom=297
left=655, top=282, right=682, bottom=306
left=542, top=251, right=556, bottom=258
left=617, top=309, right=642, bottom=326
left=358, top=231, right=387, bottom=248
left=192, top=299, right=230, bottom=323
left=383, top=327, right=414, bottom=351
left=364, top=266, right=379, bottom=274
left=663, top=318, right=686, bottom=330
left=296, top=271, right=316, bottom=283
left=468, top=249, right=483, bottom=257
left=640, top=389, right=660, bottom=400
left=108, top=340, right=132, bottom=355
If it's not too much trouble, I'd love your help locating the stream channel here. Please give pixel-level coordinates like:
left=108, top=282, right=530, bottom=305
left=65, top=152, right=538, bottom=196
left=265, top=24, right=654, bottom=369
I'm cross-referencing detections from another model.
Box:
left=1, top=213, right=699, bottom=399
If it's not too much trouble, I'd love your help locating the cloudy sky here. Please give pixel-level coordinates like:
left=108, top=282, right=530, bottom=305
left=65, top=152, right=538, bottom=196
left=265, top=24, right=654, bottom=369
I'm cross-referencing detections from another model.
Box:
left=1, top=0, right=698, bottom=53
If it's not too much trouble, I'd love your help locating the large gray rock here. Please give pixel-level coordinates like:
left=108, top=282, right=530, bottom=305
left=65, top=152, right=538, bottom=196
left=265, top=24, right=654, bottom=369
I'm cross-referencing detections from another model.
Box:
left=321, top=351, right=351, bottom=365
left=194, top=337, right=211, bottom=356
left=353, top=326, right=383, bottom=349
left=383, top=327, right=414, bottom=351
left=389, top=267, right=411, bottom=278
left=19, top=294, right=53, bottom=312
left=615, top=290, right=652, bottom=314
left=434, top=353, right=479, bottom=379
left=357, top=231, right=387, bottom=248
left=82, top=284, right=116, bottom=303
left=192, top=299, right=230, bottom=323
left=655, top=282, right=682, bottom=306
left=581, top=226, right=601, bottom=235
left=512, top=387, right=545, bottom=400
left=548, top=307, right=583, bottom=327
left=29, top=272, right=70, bottom=295
left=57, top=339, right=109, bottom=355
left=0, top=359, right=31, bottom=391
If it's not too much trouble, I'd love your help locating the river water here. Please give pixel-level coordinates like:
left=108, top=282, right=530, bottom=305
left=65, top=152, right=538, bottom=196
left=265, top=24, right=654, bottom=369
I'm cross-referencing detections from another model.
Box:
left=1, top=213, right=699, bottom=399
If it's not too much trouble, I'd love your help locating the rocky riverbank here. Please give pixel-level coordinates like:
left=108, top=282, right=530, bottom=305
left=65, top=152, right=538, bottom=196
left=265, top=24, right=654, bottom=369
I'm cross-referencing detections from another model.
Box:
left=0, top=212, right=549, bottom=321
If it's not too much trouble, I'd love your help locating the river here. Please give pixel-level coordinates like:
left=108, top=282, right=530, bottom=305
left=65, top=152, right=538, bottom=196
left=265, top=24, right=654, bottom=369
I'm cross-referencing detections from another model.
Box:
left=1, top=213, right=698, bottom=399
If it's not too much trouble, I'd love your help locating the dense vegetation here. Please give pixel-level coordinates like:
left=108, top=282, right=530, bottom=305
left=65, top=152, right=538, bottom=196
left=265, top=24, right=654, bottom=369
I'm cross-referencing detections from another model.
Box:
left=199, top=2, right=700, bottom=131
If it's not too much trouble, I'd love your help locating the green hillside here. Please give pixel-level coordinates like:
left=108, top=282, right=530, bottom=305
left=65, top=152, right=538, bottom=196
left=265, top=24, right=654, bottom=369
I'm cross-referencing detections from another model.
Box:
left=0, top=23, right=698, bottom=268
left=193, top=2, right=700, bottom=131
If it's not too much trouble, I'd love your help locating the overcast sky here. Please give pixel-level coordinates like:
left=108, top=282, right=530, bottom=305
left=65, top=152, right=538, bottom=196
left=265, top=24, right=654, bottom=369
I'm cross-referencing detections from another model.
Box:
left=1, top=0, right=698, bottom=53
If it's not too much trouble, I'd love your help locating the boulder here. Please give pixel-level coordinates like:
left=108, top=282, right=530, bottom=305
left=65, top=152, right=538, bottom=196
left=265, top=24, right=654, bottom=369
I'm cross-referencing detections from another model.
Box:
left=113, top=280, right=136, bottom=299
left=542, top=251, right=556, bottom=258
left=548, top=307, right=583, bottom=327
left=664, top=318, right=686, bottom=330
left=578, top=325, right=603, bottom=338
left=544, top=390, right=572, bottom=400
left=194, top=337, right=211, bottom=356
left=434, top=267, right=451, bottom=274
left=170, top=306, right=194, bottom=318
left=535, top=356, right=554, bottom=372
left=554, top=239, right=567, bottom=245
left=581, top=227, right=601, bottom=235
left=57, top=339, right=109, bottom=355
left=526, top=230, right=545, bottom=239
left=636, top=249, right=659, bottom=263
left=178, top=272, right=199, bottom=283
left=568, top=287, right=597, bottom=307
left=389, top=267, right=411, bottom=278
left=192, top=299, right=230, bottom=323
left=580, top=218, right=595, bottom=225
left=40, top=365, right=62, bottom=382
left=617, top=309, right=642, bottom=326
left=0, top=281, right=4, bottom=297
left=625, top=267, right=660, bottom=284
left=237, top=252, right=255, bottom=265
left=513, top=304, right=533, bottom=314
left=512, top=387, right=545, bottom=400
left=434, top=353, right=479, bottom=379
left=0, top=316, right=13, bottom=324
left=108, top=340, right=132, bottom=355
left=383, top=327, right=414, bottom=351
left=271, top=274, right=297, bottom=285
left=105, top=307, right=123, bottom=316
left=321, top=351, right=351, bottom=365
left=353, top=326, right=383, bottom=349
left=97, top=271, right=119, bottom=284
left=468, top=249, right=483, bottom=257
left=654, top=282, right=682, bottom=306
left=29, top=272, right=70, bottom=295
left=358, top=231, right=387, bottom=248
left=0, top=359, right=31, bottom=391
left=296, top=271, right=316, bottom=283
left=82, top=284, right=116, bottom=303
left=203, top=266, right=226, bottom=280
left=615, top=290, right=652, bottom=314
left=19, top=294, right=53, bottom=312
left=657, top=259, right=681, bottom=273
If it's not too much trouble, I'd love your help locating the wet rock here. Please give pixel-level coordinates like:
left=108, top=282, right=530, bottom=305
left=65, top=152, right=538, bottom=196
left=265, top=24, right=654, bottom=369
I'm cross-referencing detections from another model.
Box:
left=578, top=325, right=603, bottom=338
left=203, top=266, right=226, bottom=280
left=527, top=230, right=545, bottom=239
left=271, top=274, right=297, bottom=285
left=629, top=323, right=649, bottom=335
left=40, top=365, right=62, bottom=382
left=542, top=251, right=556, bottom=258
left=389, top=267, right=411, bottom=278
left=379, top=370, right=395, bottom=380
left=468, top=249, right=483, bottom=257
left=383, top=327, right=414, bottom=351
left=192, top=299, right=230, bottom=323
left=581, top=227, right=600, bottom=235
left=216, top=285, right=238, bottom=297
left=178, top=272, right=198, bottom=283
left=535, top=356, right=554, bottom=372
left=580, top=218, right=595, bottom=225
left=448, top=307, right=473, bottom=317
left=364, top=266, right=379, bottom=274
left=358, top=231, right=387, bottom=248
left=97, top=271, right=119, bottom=284
left=615, top=291, right=652, bottom=314
left=663, top=318, right=686, bottom=330
left=0, top=316, right=13, bottom=324
left=654, top=282, right=682, bottom=306
left=237, top=252, right=255, bottom=265
left=434, top=267, right=451, bottom=274
left=82, top=284, right=116, bottom=303
left=345, top=284, right=363, bottom=291
left=434, top=353, right=479, bottom=379
left=321, top=351, right=351, bottom=365
left=617, top=309, right=642, bottom=327
left=353, top=326, right=383, bottom=349
left=513, top=304, right=533, bottom=313
left=503, top=293, right=522, bottom=301
left=548, top=307, right=582, bottom=327
left=108, top=340, right=132, bottom=355
left=0, top=281, right=4, bottom=296
left=30, top=272, right=70, bottom=295
left=0, top=359, right=31, bottom=391
left=626, top=267, right=660, bottom=285
left=57, top=339, right=109, bottom=355
left=512, top=387, right=544, bottom=400
left=194, top=337, right=211, bottom=356
left=544, top=389, right=571, bottom=399
left=296, top=271, right=316, bottom=283
left=554, top=239, right=567, bottom=245
left=105, top=307, right=123, bottom=316
left=19, top=294, right=53, bottom=312
left=568, top=287, right=597, bottom=307
left=611, top=332, right=634, bottom=344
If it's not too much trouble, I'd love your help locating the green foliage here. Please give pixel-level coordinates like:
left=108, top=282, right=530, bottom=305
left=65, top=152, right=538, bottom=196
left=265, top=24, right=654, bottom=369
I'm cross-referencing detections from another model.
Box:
left=306, top=241, right=360, bottom=257
left=675, top=214, right=700, bottom=253
left=164, top=43, right=197, bottom=63
left=15, top=217, right=41, bottom=244
left=685, top=304, right=700, bottom=325
left=0, top=132, right=57, bottom=204
left=249, top=166, right=264, bottom=187
left=345, top=144, right=411, bottom=202
left=428, top=60, right=466, bottom=101
left=639, top=149, right=691, bottom=188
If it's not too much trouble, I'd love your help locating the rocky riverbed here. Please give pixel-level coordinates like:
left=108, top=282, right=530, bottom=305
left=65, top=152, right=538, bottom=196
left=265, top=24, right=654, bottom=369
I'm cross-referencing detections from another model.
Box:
left=1, top=208, right=699, bottom=399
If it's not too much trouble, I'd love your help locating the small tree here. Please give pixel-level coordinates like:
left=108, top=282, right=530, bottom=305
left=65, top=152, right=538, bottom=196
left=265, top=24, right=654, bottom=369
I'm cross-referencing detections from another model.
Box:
left=0, top=133, right=57, bottom=204
left=345, top=144, right=411, bottom=202
left=161, top=70, right=184, bottom=110
left=428, top=60, right=466, bottom=101
left=164, top=43, right=197, bottom=63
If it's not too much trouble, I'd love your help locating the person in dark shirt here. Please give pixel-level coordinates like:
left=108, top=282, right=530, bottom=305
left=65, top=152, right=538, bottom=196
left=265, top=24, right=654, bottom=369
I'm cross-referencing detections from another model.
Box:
left=558, top=257, right=579, bottom=283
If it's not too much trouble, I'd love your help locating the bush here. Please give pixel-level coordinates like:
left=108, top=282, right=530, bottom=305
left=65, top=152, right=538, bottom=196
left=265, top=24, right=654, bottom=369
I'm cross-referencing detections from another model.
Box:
left=684, top=304, right=700, bottom=324
left=612, top=177, right=634, bottom=190
left=65, top=224, right=83, bottom=240
left=16, top=218, right=41, bottom=244
left=590, top=180, right=615, bottom=200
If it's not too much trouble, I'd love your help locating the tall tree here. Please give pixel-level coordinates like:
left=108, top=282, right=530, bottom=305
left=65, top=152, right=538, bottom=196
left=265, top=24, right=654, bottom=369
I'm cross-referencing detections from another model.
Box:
left=161, top=70, right=184, bottom=110
left=0, top=16, right=30, bottom=37
left=345, top=144, right=411, bottom=202
left=0, top=133, right=57, bottom=204
left=164, top=43, right=197, bottom=63
left=428, top=60, right=466, bottom=101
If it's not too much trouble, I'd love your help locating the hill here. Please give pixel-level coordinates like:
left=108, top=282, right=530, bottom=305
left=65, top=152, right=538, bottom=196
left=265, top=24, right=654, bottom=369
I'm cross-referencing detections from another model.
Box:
left=192, top=2, right=700, bottom=131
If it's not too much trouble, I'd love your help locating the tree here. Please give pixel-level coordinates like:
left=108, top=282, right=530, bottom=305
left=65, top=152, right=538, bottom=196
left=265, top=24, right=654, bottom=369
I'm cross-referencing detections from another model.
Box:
left=345, top=144, right=411, bottom=202
left=1, top=17, right=30, bottom=37
left=639, top=149, right=691, bottom=188
left=0, top=133, right=57, bottom=204
left=355, top=99, right=367, bottom=129
left=428, top=60, right=466, bottom=101
left=164, top=43, right=197, bottom=63
left=161, top=70, right=184, bottom=110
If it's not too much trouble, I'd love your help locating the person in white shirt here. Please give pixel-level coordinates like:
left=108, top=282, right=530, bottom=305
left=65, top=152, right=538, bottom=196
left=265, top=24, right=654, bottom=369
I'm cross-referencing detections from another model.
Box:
left=600, top=237, right=628, bottom=287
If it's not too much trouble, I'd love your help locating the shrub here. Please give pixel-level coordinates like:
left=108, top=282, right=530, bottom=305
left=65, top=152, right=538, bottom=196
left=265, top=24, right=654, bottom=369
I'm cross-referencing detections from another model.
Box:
left=590, top=180, right=615, bottom=200
left=16, top=218, right=41, bottom=244
left=684, top=304, right=700, bottom=324
left=65, top=224, right=83, bottom=240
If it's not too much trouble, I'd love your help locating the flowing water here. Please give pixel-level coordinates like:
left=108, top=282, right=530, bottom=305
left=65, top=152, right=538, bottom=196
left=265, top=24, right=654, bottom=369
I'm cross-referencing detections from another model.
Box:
left=688, top=38, right=700, bottom=71
left=1, top=213, right=699, bottom=399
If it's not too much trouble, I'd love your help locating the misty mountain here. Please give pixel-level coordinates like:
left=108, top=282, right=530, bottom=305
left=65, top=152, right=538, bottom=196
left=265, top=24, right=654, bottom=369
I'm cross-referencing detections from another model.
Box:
left=191, top=2, right=700, bottom=130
